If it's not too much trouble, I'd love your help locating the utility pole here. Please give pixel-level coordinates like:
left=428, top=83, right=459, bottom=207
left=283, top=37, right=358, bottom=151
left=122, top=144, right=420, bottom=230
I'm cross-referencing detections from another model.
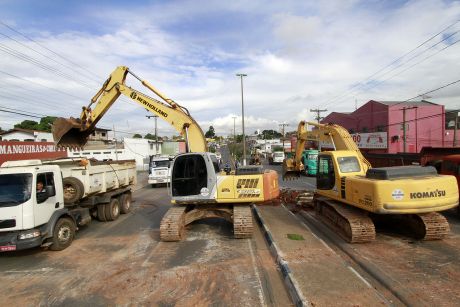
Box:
left=402, top=106, right=417, bottom=153
left=113, top=124, right=118, bottom=161
left=236, top=73, right=247, bottom=166
left=310, top=108, right=328, bottom=124
left=232, top=116, right=237, bottom=142
left=279, top=123, right=289, bottom=153
left=454, top=111, right=459, bottom=147
left=146, top=115, right=159, bottom=154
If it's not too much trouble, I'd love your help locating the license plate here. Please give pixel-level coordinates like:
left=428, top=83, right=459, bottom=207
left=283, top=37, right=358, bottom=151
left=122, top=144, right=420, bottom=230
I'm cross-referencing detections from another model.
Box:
left=0, top=245, right=16, bottom=252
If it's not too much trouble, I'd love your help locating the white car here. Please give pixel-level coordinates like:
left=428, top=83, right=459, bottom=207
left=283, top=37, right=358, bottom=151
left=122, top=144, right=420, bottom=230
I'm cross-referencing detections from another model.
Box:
left=272, top=152, right=285, bottom=164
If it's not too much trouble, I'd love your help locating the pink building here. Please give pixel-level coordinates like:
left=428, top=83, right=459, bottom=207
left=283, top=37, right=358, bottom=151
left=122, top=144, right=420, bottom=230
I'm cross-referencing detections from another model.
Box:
left=322, top=100, right=457, bottom=154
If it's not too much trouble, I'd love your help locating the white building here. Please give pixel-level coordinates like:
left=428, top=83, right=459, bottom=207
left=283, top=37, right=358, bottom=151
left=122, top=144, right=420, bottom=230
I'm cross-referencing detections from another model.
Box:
left=67, top=138, right=161, bottom=171
left=0, top=128, right=54, bottom=142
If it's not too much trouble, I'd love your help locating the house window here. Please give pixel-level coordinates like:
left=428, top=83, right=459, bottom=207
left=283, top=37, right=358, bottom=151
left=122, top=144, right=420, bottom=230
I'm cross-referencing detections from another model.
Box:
left=361, top=127, right=368, bottom=133
left=101, top=133, right=106, bottom=137
left=376, top=125, right=385, bottom=132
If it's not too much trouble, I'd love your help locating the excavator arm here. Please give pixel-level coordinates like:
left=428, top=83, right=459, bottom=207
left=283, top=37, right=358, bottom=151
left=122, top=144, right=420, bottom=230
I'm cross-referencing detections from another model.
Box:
left=282, top=120, right=371, bottom=179
left=52, top=66, right=207, bottom=152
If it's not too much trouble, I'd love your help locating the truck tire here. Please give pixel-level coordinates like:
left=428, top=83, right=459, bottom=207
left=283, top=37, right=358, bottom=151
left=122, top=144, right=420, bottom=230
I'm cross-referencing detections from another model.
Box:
left=119, top=193, right=132, bottom=214
left=104, top=198, right=120, bottom=221
left=49, top=217, right=76, bottom=251
left=63, top=177, right=84, bottom=204
left=97, top=204, right=107, bottom=222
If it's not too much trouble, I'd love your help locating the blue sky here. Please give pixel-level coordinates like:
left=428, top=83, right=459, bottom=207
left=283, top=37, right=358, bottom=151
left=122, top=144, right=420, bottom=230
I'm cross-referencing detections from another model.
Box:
left=0, top=0, right=459, bottom=137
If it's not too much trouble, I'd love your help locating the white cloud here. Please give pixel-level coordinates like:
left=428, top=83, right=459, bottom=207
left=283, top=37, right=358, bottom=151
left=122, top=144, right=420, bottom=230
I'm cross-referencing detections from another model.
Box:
left=0, top=0, right=459, bottom=137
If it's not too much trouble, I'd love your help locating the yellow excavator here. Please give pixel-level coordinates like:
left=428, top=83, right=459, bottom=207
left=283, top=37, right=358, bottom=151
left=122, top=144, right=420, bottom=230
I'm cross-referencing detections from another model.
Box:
left=53, top=66, right=280, bottom=241
left=283, top=121, right=459, bottom=242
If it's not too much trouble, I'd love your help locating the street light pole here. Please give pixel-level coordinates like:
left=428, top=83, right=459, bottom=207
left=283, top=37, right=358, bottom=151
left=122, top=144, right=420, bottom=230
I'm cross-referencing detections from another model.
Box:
left=232, top=116, right=237, bottom=142
left=236, top=73, right=247, bottom=166
left=146, top=115, right=159, bottom=154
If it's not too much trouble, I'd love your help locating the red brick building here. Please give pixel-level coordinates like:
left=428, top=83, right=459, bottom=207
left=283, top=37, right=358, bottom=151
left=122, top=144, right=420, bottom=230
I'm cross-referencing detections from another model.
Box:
left=322, top=100, right=457, bottom=154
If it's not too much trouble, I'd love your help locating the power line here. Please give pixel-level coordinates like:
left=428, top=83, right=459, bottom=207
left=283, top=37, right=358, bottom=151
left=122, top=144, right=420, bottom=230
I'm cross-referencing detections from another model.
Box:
left=0, top=21, right=104, bottom=82
left=321, top=19, right=460, bottom=108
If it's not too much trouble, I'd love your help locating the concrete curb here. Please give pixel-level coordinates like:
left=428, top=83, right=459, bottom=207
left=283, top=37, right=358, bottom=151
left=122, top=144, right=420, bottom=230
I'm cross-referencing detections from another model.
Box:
left=252, top=205, right=310, bottom=307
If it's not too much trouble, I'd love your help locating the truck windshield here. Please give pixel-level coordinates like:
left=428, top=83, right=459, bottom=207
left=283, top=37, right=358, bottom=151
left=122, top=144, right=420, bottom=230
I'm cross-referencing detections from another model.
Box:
left=0, top=173, right=33, bottom=207
left=151, top=160, right=170, bottom=168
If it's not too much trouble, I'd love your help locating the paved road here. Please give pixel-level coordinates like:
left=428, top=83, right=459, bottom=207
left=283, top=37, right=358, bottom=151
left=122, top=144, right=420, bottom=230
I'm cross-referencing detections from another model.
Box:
left=0, top=186, right=291, bottom=306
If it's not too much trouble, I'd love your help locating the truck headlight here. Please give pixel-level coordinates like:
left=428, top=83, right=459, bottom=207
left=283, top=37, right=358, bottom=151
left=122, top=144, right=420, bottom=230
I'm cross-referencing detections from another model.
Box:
left=18, top=230, right=41, bottom=240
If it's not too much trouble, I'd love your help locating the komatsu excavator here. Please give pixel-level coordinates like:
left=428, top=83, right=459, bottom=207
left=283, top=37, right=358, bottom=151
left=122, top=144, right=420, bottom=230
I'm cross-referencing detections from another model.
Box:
left=53, top=66, right=279, bottom=241
left=283, top=121, right=459, bottom=242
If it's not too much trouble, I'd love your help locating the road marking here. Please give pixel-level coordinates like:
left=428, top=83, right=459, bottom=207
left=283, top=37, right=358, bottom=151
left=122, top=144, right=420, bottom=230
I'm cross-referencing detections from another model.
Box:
left=248, top=239, right=267, bottom=307
left=348, top=266, right=372, bottom=288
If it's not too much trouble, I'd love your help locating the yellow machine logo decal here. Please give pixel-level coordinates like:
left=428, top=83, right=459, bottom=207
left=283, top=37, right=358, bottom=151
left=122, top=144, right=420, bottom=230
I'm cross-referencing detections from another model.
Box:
left=237, top=178, right=259, bottom=188
left=237, top=188, right=261, bottom=198
left=410, top=190, right=446, bottom=199
left=130, top=92, right=168, bottom=118
left=236, top=178, right=260, bottom=198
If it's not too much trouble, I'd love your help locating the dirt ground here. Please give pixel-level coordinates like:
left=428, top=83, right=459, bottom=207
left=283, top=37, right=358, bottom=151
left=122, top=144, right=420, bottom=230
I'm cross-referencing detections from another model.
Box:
left=0, top=187, right=291, bottom=306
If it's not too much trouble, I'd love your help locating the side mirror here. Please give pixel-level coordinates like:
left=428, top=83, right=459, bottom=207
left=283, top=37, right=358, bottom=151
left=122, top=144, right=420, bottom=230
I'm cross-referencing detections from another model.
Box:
left=36, top=191, right=49, bottom=204
left=46, top=185, right=56, bottom=197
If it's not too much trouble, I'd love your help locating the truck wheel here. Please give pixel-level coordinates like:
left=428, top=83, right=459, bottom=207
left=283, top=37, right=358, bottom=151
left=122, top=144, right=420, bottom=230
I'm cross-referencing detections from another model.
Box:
left=119, top=193, right=132, bottom=214
left=49, top=217, right=76, bottom=251
left=97, top=204, right=107, bottom=222
left=105, top=198, right=120, bottom=221
left=63, top=177, right=84, bottom=204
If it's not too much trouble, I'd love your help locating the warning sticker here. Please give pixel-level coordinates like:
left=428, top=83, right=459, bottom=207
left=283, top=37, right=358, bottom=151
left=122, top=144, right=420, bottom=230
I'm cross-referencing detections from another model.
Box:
left=391, top=189, right=404, bottom=200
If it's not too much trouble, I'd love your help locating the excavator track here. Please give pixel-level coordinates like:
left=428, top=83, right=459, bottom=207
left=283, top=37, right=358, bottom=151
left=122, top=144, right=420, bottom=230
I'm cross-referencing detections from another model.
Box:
left=404, top=212, right=450, bottom=240
left=160, top=206, right=187, bottom=242
left=233, top=205, right=254, bottom=239
left=315, top=198, right=376, bottom=243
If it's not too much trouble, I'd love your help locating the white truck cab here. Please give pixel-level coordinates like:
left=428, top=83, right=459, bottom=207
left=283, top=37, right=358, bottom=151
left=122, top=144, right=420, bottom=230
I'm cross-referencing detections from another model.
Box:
left=0, top=158, right=135, bottom=252
left=0, top=160, right=75, bottom=251
left=148, top=156, right=171, bottom=187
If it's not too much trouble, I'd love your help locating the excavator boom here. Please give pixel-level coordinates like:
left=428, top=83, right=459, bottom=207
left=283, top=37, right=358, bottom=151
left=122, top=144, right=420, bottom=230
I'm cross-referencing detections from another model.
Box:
left=52, top=66, right=207, bottom=152
left=282, top=121, right=371, bottom=180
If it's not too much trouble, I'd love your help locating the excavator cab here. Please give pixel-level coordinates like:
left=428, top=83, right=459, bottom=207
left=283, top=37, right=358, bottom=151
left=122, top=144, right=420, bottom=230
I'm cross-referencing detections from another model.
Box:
left=170, top=153, right=219, bottom=202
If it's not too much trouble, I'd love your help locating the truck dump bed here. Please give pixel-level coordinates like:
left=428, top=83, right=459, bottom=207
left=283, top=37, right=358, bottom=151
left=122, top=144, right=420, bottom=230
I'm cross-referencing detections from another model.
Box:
left=45, top=158, right=137, bottom=200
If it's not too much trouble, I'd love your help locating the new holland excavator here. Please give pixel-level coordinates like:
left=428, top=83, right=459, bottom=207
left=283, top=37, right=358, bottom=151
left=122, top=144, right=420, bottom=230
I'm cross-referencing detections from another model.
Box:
left=283, top=121, right=459, bottom=243
left=52, top=66, right=279, bottom=241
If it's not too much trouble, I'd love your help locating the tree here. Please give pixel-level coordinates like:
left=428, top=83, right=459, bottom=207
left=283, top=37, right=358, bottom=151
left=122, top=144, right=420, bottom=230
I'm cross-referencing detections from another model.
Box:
left=205, top=126, right=215, bottom=138
left=13, top=116, right=57, bottom=132
left=0, top=127, right=3, bottom=133
left=133, top=134, right=142, bottom=138
left=261, top=129, right=282, bottom=139
left=14, top=120, right=39, bottom=130
left=37, top=116, right=57, bottom=132
left=144, top=133, right=156, bottom=140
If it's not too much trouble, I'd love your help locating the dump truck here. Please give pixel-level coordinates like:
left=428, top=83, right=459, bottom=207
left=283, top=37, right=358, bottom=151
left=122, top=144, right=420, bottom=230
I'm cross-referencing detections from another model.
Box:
left=0, top=158, right=136, bottom=252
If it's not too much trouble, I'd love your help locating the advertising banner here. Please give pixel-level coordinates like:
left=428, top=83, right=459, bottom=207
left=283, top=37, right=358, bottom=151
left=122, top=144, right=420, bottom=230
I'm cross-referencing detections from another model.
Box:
left=0, top=141, right=67, bottom=165
left=320, top=132, right=387, bottom=149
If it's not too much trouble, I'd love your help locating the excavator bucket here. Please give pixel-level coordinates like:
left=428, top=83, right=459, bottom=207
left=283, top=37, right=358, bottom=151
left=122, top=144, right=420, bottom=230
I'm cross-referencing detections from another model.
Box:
left=52, top=117, right=92, bottom=148
left=282, top=158, right=301, bottom=181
